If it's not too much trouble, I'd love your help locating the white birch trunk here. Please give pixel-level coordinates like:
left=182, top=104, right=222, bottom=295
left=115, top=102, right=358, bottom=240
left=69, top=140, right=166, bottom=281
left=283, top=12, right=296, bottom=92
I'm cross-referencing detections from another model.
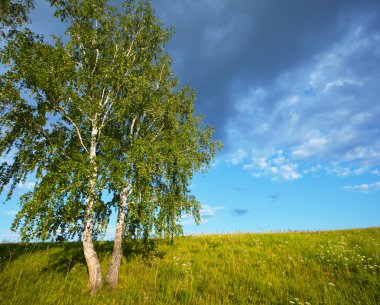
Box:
left=106, top=182, right=131, bottom=287
left=82, top=123, right=103, bottom=294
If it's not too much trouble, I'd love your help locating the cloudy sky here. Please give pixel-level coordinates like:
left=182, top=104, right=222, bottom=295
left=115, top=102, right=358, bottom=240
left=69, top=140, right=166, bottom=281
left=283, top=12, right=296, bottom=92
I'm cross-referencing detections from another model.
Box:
left=1, top=0, right=380, bottom=240
left=152, top=0, right=380, bottom=234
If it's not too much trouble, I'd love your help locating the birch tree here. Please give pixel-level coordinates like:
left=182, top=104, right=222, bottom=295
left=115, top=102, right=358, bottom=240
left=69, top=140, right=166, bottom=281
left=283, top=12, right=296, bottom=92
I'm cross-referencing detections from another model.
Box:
left=0, top=0, right=221, bottom=293
left=103, top=53, right=219, bottom=286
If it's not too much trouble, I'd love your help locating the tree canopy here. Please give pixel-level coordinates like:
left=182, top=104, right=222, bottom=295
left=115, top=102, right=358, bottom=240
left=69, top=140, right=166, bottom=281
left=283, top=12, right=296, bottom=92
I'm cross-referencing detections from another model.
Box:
left=0, top=0, right=221, bottom=292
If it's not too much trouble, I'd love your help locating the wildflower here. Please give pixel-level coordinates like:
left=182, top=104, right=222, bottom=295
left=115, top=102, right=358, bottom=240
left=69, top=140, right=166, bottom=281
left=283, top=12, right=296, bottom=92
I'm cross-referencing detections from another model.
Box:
left=328, top=282, right=335, bottom=287
left=289, top=301, right=295, bottom=304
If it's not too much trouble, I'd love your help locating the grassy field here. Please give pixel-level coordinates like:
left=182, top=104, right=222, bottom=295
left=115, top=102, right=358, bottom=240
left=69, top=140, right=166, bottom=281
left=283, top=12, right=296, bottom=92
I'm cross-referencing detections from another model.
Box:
left=0, top=228, right=379, bottom=304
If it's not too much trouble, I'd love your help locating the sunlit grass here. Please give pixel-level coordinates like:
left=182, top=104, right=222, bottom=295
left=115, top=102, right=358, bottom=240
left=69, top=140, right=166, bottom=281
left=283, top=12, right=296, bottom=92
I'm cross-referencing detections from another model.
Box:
left=1, top=228, right=379, bottom=304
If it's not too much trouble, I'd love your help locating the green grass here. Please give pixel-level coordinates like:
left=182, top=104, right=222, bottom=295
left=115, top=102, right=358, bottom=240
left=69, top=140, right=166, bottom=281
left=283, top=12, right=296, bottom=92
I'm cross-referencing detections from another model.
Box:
left=1, top=228, right=379, bottom=304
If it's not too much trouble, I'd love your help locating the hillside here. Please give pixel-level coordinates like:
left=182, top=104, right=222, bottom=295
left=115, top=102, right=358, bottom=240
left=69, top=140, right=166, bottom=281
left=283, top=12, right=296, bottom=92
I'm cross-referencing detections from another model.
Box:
left=1, top=228, right=379, bottom=304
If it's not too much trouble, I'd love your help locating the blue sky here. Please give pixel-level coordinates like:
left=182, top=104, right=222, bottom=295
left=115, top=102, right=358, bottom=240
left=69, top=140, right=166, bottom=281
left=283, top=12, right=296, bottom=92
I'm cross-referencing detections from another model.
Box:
left=1, top=0, right=380, bottom=240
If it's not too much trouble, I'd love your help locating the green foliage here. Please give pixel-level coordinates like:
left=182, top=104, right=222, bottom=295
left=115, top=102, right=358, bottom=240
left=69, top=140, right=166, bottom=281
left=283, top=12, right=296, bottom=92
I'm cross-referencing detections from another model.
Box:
left=0, top=0, right=221, bottom=242
left=1, top=228, right=379, bottom=304
left=0, top=0, right=34, bottom=30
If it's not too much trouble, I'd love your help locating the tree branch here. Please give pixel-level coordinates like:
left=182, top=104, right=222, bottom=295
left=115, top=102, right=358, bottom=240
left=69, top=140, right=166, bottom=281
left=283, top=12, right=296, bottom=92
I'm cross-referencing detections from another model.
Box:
left=130, top=115, right=137, bottom=135
left=152, top=123, right=164, bottom=141
left=92, top=48, right=99, bottom=74
left=44, top=99, right=89, bottom=153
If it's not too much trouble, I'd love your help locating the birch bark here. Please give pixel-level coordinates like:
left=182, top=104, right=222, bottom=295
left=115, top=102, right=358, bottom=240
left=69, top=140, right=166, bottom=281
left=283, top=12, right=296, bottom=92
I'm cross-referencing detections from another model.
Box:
left=82, top=123, right=103, bottom=293
left=106, top=182, right=131, bottom=287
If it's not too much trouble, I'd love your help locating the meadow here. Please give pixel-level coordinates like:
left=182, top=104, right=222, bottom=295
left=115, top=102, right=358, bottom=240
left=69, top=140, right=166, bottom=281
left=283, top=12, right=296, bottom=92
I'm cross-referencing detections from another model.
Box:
left=0, top=228, right=379, bottom=304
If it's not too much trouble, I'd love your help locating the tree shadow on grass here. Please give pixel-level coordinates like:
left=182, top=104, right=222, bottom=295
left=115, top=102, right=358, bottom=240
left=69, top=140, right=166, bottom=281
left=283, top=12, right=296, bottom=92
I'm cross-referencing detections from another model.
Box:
left=44, top=238, right=165, bottom=274
left=0, top=238, right=165, bottom=274
left=0, top=242, right=54, bottom=272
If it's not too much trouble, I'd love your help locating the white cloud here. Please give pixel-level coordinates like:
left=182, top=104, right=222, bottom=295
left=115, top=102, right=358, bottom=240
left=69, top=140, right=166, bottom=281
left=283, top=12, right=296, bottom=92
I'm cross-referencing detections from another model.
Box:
left=323, top=78, right=362, bottom=92
left=327, top=166, right=367, bottom=177
left=181, top=204, right=225, bottom=225
left=243, top=150, right=301, bottom=181
left=198, top=205, right=224, bottom=223
left=200, top=205, right=224, bottom=218
left=343, top=181, right=380, bottom=193
left=4, top=210, right=18, bottom=216
left=257, top=157, right=268, bottom=169
left=303, top=164, right=323, bottom=175
left=17, top=181, right=35, bottom=191
left=292, top=136, right=328, bottom=159
left=279, top=164, right=301, bottom=181
left=210, top=158, right=220, bottom=168
left=309, top=137, right=328, bottom=147
left=340, top=147, right=380, bottom=165
left=227, top=149, right=248, bottom=165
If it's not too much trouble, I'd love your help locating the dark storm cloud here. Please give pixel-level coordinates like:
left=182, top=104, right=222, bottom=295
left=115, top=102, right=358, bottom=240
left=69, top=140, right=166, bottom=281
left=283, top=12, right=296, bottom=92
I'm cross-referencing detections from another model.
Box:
left=153, top=0, right=380, bottom=139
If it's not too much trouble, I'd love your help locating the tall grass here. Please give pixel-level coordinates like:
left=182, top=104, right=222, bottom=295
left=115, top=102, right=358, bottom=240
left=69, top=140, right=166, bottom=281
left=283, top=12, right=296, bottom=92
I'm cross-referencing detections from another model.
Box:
left=1, top=228, right=379, bottom=304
